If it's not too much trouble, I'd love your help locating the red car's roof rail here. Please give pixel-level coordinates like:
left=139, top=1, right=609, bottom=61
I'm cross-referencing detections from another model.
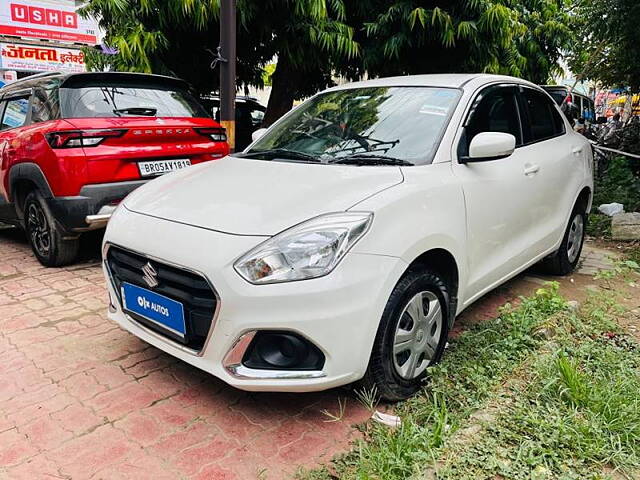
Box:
left=16, top=71, right=63, bottom=82
left=0, top=71, right=64, bottom=93
left=1, top=72, right=192, bottom=98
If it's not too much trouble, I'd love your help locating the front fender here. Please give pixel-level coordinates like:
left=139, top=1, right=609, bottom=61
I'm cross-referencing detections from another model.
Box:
left=350, top=163, right=469, bottom=310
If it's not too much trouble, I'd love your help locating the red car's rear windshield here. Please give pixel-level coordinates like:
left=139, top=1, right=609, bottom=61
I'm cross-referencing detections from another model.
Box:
left=59, top=80, right=208, bottom=119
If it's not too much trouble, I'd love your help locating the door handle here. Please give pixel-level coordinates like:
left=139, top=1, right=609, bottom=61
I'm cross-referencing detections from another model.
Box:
left=524, top=163, right=540, bottom=176
left=572, top=146, right=584, bottom=155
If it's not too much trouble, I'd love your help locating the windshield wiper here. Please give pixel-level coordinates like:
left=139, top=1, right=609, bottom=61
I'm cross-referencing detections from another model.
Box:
left=238, top=148, right=320, bottom=162
left=330, top=154, right=413, bottom=166
left=113, top=107, right=157, bottom=116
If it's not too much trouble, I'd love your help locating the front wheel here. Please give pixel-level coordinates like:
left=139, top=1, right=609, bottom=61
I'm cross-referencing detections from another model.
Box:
left=361, top=269, right=450, bottom=401
left=24, top=191, right=79, bottom=267
left=541, top=206, right=586, bottom=276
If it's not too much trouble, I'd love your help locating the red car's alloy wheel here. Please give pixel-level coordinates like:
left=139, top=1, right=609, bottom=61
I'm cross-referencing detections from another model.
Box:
left=26, top=201, right=51, bottom=258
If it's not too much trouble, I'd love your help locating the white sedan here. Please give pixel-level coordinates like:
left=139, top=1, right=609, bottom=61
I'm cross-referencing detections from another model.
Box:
left=102, top=74, right=593, bottom=401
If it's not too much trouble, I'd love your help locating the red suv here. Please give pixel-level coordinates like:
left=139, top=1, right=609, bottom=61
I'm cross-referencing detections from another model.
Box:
left=0, top=72, right=229, bottom=266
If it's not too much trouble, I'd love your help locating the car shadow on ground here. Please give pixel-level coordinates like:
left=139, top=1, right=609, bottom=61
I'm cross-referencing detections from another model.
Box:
left=0, top=223, right=104, bottom=265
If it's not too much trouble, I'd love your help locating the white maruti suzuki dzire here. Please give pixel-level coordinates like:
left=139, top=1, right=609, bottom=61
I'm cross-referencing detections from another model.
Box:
left=102, top=74, right=593, bottom=401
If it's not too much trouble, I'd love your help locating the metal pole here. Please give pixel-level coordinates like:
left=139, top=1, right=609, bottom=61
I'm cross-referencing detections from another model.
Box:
left=220, top=0, right=237, bottom=152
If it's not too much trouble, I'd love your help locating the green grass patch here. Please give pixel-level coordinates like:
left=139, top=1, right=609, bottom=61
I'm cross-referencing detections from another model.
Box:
left=586, top=213, right=611, bottom=238
left=298, top=284, right=570, bottom=479
left=626, top=246, right=640, bottom=265
left=299, top=284, right=640, bottom=480
left=437, top=291, right=640, bottom=479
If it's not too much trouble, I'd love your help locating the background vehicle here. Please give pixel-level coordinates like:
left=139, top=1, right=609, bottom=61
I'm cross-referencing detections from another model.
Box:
left=200, top=95, right=265, bottom=150
left=103, top=74, right=593, bottom=401
left=542, top=85, right=595, bottom=125
left=0, top=72, right=229, bottom=267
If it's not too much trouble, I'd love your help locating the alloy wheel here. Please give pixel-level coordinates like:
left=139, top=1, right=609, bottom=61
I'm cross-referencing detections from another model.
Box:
left=392, top=291, right=443, bottom=380
left=26, top=201, right=51, bottom=257
left=566, top=213, right=584, bottom=264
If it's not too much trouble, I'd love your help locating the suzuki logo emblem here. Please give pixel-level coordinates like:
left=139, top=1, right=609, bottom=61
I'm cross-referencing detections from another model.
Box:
left=141, top=262, right=159, bottom=288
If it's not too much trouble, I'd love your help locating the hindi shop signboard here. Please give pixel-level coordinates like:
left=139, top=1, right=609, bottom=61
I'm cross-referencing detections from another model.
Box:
left=0, top=43, right=85, bottom=73
left=0, top=1, right=99, bottom=45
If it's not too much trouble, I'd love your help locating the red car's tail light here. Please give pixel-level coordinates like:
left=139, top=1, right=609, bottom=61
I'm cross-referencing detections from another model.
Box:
left=46, top=129, right=127, bottom=148
left=195, top=127, right=227, bottom=143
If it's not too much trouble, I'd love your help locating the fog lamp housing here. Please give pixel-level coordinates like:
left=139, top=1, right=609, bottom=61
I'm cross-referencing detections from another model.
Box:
left=242, top=331, right=325, bottom=371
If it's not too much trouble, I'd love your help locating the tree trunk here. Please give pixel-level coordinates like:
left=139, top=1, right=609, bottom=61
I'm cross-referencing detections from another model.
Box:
left=263, top=56, right=299, bottom=126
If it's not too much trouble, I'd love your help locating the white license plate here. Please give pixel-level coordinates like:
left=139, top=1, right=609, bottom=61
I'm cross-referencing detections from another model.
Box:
left=138, top=159, right=192, bottom=177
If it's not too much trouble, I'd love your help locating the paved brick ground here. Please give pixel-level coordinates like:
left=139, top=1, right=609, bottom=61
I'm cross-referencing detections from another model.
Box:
left=0, top=228, right=371, bottom=479
left=0, top=226, right=609, bottom=479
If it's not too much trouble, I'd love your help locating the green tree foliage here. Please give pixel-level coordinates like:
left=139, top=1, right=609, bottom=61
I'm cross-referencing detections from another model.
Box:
left=241, top=0, right=359, bottom=124
left=81, top=0, right=359, bottom=124
left=340, top=0, right=572, bottom=84
left=593, top=156, right=640, bottom=211
left=568, top=0, right=640, bottom=89
left=81, top=0, right=573, bottom=123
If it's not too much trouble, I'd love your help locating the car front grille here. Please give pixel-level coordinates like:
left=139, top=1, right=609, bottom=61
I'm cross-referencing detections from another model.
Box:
left=106, top=245, right=217, bottom=352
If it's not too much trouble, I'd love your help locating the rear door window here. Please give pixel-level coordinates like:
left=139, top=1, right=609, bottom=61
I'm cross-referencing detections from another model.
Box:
left=0, top=101, right=6, bottom=129
left=1, top=97, right=30, bottom=130
left=60, top=84, right=208, bottom=119
left=520, top=88, right=565, bottom=143
left=578, top=96, right=595, bottom=122
left=31, top=86, right=60, bottom=123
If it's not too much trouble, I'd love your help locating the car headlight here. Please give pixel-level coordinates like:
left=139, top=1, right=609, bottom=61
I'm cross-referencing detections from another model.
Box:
left=234, top=212, right=373, bottom=284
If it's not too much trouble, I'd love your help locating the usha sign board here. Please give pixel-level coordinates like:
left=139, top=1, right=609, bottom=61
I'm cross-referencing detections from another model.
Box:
left=0, top=0, right=99, bottom=45
left=0, top=43, right=85, bottom=73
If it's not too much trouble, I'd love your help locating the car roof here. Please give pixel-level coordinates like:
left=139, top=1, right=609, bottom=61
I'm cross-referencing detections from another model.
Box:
left=326, top=73, right=539, bottom=92
left=0, top=71, right=189, bottom=96
left=542, top=85, right=592, bottom=99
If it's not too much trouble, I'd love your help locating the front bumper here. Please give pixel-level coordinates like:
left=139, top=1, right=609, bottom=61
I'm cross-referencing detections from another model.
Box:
left=103, top=206, right=407, bottom=392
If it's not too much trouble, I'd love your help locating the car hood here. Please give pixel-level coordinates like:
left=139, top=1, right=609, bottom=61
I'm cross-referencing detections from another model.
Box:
left=123, top=156, right=404, bottom=235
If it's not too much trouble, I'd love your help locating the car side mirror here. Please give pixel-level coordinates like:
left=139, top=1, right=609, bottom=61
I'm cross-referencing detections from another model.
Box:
left=463, top=132, right=516, bottom=163
left=251, top=128, right=268, bottom=143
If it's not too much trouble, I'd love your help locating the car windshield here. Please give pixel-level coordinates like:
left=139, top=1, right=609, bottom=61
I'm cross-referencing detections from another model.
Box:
left=60, top=84, right=208, bottom=118
left=241, top=86, right=461, bottom=166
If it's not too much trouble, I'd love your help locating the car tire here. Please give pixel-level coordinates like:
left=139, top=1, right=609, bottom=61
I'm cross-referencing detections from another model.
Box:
left=360, top=269, right=450, bottom=402
left=541, top=205, right=587, bottom=276
left=24, top=191, right=79, bottom=267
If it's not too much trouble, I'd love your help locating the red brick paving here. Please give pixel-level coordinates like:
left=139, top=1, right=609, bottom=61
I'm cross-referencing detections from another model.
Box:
left=0, top=226, right=600, bottom=479
left=0, top=228, right=369, bottom=479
